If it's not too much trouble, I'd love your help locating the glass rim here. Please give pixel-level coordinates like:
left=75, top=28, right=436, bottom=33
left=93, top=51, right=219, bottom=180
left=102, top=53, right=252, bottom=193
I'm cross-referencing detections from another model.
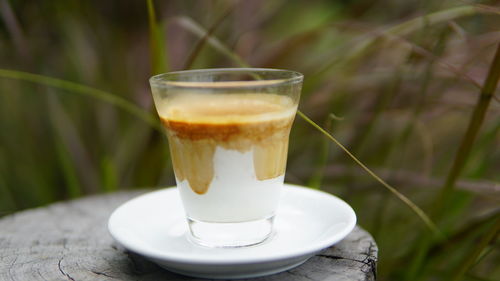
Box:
left=149, top=68, right=303, bottom=89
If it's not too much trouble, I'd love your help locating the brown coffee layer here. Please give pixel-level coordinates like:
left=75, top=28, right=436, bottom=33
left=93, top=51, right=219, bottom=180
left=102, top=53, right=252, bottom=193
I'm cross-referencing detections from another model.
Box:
left=167, top=136, right=215, bottom=194
left=159, top=94, right=295, bottom=194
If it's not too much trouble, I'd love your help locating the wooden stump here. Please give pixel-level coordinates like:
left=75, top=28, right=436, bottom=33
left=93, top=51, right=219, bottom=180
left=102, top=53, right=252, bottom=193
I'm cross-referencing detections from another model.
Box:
left=0, top=191, right=378, bottom=280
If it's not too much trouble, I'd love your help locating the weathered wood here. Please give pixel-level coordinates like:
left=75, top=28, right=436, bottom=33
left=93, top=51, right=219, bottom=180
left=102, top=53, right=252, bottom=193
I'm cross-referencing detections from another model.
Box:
left=0, top=190, right=377, bottom=280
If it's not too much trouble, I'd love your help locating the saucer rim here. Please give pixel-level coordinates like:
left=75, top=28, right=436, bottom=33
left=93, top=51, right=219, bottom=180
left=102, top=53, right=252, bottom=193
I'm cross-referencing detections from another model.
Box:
left=108, top=184, right=356, bottom=265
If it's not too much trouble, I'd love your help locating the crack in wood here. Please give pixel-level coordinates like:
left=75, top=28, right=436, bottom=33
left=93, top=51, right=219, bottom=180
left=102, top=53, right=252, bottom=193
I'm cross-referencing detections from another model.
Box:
left=58, top=258, right=75, bottom=281
left=318, top=253, right=377, bottom=281
left=317, top=254, right=376, bottom=268
left=366, top=241, right=378, bottom=259
left=91, top=269, right=117, bottom=279
left=317, top=254, right=354, bottom=262
left=363, top=241, right=377, bottom=279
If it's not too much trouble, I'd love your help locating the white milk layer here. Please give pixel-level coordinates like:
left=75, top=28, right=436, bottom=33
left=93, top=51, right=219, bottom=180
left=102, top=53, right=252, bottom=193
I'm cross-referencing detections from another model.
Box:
left=176, top=145, right=283, bottom=223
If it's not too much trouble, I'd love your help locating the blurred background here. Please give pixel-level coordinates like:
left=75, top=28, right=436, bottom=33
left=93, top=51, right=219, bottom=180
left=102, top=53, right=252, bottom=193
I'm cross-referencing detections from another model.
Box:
left=0, top=0, right=499, bottom=280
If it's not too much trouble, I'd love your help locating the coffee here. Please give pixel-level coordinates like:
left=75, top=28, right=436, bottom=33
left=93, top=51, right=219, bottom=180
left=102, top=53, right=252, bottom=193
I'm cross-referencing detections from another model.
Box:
left=158, top=93, right=296, bottom=222
left=150, top=68, right=303, bottom=247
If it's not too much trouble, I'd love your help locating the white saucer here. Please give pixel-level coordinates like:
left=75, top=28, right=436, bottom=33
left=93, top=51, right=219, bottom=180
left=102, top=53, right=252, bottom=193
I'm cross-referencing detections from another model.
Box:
left=108, top=184, right=356, bottom=279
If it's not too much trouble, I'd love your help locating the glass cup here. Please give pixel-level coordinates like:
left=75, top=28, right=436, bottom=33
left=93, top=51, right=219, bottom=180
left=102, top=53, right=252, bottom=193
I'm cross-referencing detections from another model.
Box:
left=149, top=68, right=303, bottom=247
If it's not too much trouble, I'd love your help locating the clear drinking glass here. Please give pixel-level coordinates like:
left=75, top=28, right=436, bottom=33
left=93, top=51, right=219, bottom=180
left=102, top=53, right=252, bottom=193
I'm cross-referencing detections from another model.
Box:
left=149, top=68, right=303, bottom=247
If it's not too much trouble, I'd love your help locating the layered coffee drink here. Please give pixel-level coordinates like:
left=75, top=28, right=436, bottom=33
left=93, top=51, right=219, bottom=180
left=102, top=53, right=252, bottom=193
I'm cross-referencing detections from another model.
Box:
left=157, top=93, right=296, bottom=222
left=150, top=68, right=302, bottom=247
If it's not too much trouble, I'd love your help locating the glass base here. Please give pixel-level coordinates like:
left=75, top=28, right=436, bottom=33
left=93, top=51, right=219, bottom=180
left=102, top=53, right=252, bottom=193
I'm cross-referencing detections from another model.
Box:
left=187, top=216, right=275, bottom=248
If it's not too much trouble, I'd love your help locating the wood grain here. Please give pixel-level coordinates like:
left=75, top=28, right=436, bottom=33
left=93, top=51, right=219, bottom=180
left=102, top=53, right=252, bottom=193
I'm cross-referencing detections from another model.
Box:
left=0, top=190, right=377, bottom=280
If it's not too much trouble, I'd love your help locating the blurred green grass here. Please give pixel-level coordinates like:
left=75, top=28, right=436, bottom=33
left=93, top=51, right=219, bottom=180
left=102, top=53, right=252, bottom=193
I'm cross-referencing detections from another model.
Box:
left=1, top=0, right=499, bottom=280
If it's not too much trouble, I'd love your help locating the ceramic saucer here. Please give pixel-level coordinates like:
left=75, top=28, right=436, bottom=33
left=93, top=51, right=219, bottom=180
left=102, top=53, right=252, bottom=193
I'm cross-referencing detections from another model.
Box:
left=108, top=184, right=356, bottom=279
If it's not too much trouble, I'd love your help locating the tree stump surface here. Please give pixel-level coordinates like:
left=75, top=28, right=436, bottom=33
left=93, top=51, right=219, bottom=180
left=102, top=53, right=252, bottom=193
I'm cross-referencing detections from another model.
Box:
left=0, top=190, right=378, bottom=281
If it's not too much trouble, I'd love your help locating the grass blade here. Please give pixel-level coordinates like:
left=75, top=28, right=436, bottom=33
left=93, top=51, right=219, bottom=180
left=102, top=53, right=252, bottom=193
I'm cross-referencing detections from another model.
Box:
left=0, top=69, right=162, bottom=132
left=175, top=16, right=251, bottom=68
left=406, top=42, right=500, bottom=281
left=183, top=6, right=234, bottom=69
left=307, top=116, right=334, bottom=189
left=297, top=110, right=440, bottom=235
left=100, top=155, right=118, bottom=192
left=313, top=5, right=493, bottom=82
left=0, top=0, right=29, bottom=60
left=48, top=95, right=84, bottom=197
left=428, top=209, right=500, bottom=257
left=451, top=215, right=500, bottom=281
left=53, top=138, right=82, bottom=198
left=147, top=0, right=168, bottom=74
left=435, top=42, right=500, bottom=214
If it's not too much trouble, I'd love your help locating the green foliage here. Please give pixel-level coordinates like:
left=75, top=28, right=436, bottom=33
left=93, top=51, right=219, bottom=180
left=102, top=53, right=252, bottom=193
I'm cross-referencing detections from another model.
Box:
left=1, top=0, right=499, bottom=280
left=147, top=0, right=168, bottom=74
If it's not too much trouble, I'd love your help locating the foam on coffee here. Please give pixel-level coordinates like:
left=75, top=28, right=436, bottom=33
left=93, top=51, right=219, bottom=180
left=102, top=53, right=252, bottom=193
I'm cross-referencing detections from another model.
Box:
left=159, top=93, right=296, bottom=195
